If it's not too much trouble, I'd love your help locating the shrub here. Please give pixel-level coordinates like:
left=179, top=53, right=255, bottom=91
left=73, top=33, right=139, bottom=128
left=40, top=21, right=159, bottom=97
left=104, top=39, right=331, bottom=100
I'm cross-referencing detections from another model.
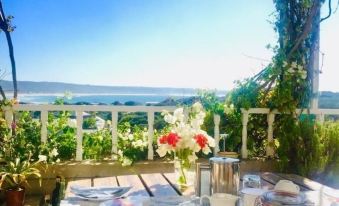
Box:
left=313, top=121, right=339, bottom=186
left=14, top=111, right=42, bottom=160
left=46, top=111, right=76, bottom=160
left=276, top=115, right=339, bottom=186
left=83, top=129, right=112, bottom=160
left=117, top=123, right=148, bottom=166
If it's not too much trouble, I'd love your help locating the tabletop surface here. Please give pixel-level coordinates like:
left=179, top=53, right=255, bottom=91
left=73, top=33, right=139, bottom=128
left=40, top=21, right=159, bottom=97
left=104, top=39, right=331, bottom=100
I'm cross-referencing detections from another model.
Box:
left=61, top=172, right=336, bottom=206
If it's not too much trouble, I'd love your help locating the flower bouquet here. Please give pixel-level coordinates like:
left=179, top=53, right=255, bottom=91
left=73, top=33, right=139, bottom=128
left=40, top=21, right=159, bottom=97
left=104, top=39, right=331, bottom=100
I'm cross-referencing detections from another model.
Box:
left=156, top=102, right=215, bottom=186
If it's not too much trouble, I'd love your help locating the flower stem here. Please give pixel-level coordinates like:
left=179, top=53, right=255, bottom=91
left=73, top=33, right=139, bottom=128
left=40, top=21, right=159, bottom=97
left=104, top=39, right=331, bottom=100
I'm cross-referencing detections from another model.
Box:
left=179, top=159, right=187, bottom=185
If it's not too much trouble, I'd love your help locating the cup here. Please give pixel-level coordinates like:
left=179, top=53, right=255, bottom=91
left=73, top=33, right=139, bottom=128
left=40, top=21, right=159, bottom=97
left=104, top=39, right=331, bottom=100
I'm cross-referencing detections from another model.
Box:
left=274, top=180, right=300, bottom=194
left=240, top=188, right=266, bottom=206
left=322, top=187, right=339, bottom=206
left=200, top=193, right=238, bottom=206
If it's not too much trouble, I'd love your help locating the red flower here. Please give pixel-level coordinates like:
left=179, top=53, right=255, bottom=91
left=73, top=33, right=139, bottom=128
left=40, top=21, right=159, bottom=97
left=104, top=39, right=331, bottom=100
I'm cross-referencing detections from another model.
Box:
left=159, top=135, right=168, bottom=144
left=194, top=134, right=208, bottom=148
left=167, top=133, right=180, bottom=147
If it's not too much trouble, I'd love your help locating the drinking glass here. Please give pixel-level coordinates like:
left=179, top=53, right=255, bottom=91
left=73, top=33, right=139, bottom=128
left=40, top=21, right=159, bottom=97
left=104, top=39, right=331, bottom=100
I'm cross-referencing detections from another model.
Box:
left=242, top=174, right=261, bottom=189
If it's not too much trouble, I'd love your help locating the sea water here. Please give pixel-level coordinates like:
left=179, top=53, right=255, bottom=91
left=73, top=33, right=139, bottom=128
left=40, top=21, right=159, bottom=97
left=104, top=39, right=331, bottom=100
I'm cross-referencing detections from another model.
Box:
left=17, top=94, right=194, bottom=104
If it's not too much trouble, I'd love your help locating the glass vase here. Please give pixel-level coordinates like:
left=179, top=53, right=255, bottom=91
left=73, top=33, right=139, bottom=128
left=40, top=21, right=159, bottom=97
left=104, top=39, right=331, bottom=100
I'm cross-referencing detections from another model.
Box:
left=174, top=157, right=194, bottom=188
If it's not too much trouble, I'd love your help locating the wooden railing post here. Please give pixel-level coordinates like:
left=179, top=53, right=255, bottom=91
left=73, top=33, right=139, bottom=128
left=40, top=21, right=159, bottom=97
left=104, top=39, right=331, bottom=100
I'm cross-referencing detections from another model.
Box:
left=183, top=107, right=189, bottom=122
left=213, top=114, right=220, bottom=155
left=40, top=110, right=48, bottom=143
left=241, top=110, right=249, bottom=159
left=111, top=111, right=118, bottom=159
left=147, top=111, right=154, bottom=160
left=266, top=112, right=275, bottom=157
left=75, top=110, right=83, bottom=161
left=319, top=113, right=325, bottom=124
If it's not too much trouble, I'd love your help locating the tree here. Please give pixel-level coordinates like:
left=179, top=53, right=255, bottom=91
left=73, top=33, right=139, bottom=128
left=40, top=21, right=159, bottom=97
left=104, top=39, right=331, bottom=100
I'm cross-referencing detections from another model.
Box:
left=0, top=0, right=17, bottom=99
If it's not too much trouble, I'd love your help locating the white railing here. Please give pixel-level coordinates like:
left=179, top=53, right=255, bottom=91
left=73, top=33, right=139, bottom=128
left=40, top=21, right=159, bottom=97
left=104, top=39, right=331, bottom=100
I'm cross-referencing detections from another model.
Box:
left=240, top=108, right=337, bottom=159
left=3, top=104, right=222, bottom=161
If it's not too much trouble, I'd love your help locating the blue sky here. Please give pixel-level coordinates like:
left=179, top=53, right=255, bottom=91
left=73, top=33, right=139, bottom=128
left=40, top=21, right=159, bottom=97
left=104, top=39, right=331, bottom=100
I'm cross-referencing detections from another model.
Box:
left=0, top=0, right=338, bottom=91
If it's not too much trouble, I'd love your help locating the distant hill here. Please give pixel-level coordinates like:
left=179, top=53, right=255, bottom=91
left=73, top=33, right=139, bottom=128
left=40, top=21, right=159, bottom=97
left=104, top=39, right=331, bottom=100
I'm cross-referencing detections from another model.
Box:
left=0, top=80, right=226, bottom=95
left=318, top=91, right=339, bottom=109
left=2, top=80, right=339, bottom=108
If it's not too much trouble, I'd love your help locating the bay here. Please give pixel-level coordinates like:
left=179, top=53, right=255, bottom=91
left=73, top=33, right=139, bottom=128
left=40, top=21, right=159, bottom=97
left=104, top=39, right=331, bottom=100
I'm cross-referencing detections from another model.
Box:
left=18, top=94, right=195, bottom=104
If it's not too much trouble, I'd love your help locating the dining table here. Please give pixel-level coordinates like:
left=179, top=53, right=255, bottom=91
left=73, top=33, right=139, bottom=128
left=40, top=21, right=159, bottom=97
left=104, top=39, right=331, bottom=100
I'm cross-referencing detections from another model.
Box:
left=60, top=172, right=337, bottom=206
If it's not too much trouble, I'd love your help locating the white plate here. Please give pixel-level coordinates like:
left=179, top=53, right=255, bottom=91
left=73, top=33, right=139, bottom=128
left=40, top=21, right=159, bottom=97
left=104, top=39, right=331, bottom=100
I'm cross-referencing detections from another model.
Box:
left=71, top=186, right=132, bottom=201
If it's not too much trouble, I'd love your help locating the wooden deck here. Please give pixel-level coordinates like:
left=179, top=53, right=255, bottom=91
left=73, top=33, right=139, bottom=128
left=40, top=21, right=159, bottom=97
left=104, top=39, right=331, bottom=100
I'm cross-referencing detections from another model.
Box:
left=60, top=172, right=337, bottom=205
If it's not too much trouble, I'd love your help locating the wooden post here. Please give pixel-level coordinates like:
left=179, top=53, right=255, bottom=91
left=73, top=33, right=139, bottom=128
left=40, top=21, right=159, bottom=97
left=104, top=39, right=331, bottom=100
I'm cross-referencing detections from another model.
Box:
left=183, top=107, right=189, bottom=122
left=266, top=112, right=275, bottom=157
left=147, top=111, right=154, bottom=160
left=213, top=114, right=220, bottom=155
left=75, top=110, right=83, bottom=161
left=241, top=111, right=249, bottom=159
left=310, top=3, right=320, bottom=110
left=41, top=110, right=48, bottom=143
left=111, top=111, right=118, bottom=159
left=319, top=113, right=325, bottom=124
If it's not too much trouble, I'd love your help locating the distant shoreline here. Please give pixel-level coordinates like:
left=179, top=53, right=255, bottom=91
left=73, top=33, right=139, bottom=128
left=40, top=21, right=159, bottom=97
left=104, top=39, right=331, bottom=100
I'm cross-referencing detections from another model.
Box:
left=11, top=93, right=201, bottom=97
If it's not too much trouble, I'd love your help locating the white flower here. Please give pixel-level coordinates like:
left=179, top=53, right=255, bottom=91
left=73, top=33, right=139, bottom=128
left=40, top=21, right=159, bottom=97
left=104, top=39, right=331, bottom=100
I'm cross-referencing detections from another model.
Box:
left=121, top=158, right=132, bottom=166
left=128, top=134, right=134, bottom=141
left=118, top=150, right=123, bottom=157
left=188, top=154, right=198, bottom=163
left=207, top=136, right=216, bottom=147
left=300, top=71, right=307, bottom=79
left=38, top=155, right=47, bottom=162
left=191, top=119, right=201, bottom=129
left=156, top=145, right=169, bottom=157
left=164, top=113, right=176, bottom=124
left=132, top=139, right=144, bottom=148
left=193, top=144, right=201, bottom=153
left=282, top=61, right=288, bottom=67
left=287, top=67, right=295, bottom=74
left=202, top=146, right=212, bottom=155
left=173, top=108, right=185, bottom=122
left=291, top=61, right=297, bottom=68
left=297, top=65, right=303, bottom=71
left=192, top=102, right=203, bottom=113
left=67, top=119, right=77, bottom=128
left=51, top=148, right=58, bottom=157
left=119, top=134, right=128, bottom=141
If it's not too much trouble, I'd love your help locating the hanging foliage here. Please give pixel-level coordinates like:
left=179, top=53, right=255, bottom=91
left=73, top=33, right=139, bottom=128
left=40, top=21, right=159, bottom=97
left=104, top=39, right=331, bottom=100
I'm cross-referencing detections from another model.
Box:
left=225, top=0, right=339, bottom=178
left=231, top=0, right=328, bottom=112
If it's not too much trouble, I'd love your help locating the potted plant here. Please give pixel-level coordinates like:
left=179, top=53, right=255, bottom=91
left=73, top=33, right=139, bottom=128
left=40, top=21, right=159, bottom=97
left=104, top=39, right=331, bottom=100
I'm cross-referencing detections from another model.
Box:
left=0, top=155, right=46, bottom=206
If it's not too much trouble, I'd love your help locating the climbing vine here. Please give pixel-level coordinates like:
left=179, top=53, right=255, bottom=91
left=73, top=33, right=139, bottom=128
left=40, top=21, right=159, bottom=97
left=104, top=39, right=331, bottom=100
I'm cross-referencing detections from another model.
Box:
left=226, top=0, right=339, bottom=179
left=232, top=0, right=327, bottom=111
